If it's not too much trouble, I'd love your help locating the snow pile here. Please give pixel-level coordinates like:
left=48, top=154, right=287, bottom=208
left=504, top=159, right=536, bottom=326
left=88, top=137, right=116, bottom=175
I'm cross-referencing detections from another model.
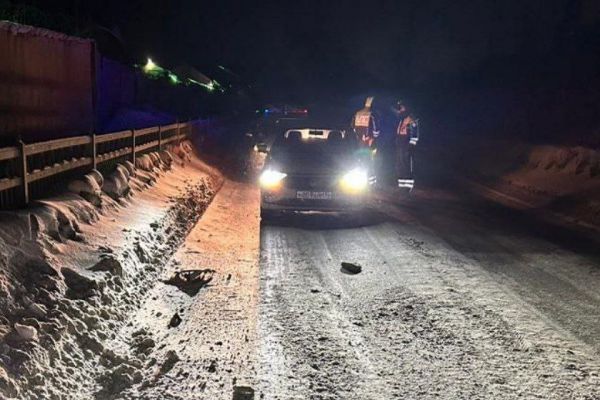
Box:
left=103, top=163, right=132, bottom=200
left=525, top=145, right=600, bottom=177
left=506, top=145, right=600, bottom=227
left=448, top=139, right=600, bottom=228
left=0, top=142, right=223, bottom=399
left=0, top=196, right=103, bottom=397
left=68, top=170, right=104, bottom=206
left=172, top=142, right=193, bottom=164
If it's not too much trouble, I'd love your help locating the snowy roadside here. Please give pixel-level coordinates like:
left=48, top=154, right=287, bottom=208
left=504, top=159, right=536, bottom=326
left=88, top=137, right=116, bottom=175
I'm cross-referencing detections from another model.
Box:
left=457, top=175, right=600, bottom=235
left=429, top=139, right=600, bottom=234
left=0, top=143, right=223, bottom=399
left=111, top=179, right=261, bottom=400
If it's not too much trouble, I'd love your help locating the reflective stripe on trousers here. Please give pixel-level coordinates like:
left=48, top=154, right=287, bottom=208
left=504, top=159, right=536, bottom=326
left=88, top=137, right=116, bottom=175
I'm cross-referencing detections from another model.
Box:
left=398, top=179, right=414, bottom=188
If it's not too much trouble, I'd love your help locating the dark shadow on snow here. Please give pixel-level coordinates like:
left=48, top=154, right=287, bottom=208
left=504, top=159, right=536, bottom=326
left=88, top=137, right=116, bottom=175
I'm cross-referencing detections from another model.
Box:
left=261, top=209, right=387, bottom=230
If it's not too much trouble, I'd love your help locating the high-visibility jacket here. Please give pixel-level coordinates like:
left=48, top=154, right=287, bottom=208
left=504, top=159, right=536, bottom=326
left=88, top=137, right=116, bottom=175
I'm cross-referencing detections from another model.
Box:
left=353, top=107, right=377, bottom=146
left=354, top=108, right=372, bottom=129
left=397, top=114, right=414, bottom=137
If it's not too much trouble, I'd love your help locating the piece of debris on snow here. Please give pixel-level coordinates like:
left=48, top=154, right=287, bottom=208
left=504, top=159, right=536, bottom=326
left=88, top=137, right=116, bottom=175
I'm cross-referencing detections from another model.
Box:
left=168, top=313, right=182, bottom=328
left=14, top=323, right=38, bottom=341
left=207, top=359, right=217, bottom=373
left=233, top=385, right=255, bottom=400
left=163, top=269, right=215, bottom=296
left=159, top=350, right=179, bottom=376
left=341, top=262, right=362, bottom=274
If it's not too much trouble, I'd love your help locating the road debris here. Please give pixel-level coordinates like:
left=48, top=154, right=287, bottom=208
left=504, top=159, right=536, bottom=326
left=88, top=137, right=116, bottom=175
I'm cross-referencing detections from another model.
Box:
left=163, top=269, right=216, bottom=296
left=207, top=359, right=218, bottom=373
left=168, top=313, right=182, bottom=328
left=341, top=262, right=362, bottom=274
left=233, top=385, right=255, bottom=400
left=159, top=350, right=180, bottom=375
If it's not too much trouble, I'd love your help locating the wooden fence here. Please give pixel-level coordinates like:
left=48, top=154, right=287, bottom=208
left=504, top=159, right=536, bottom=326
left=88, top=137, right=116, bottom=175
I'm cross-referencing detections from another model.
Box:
left=0, top=121, right=192, bottom=209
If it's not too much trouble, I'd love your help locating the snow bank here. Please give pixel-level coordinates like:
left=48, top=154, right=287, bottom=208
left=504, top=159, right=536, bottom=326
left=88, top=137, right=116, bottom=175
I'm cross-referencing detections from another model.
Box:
left=68, top=170, right=103, bottom=206
left=525, top=145, right=600, bottom=177
left=447, top=139, right=600, bottom=228
left=103, top=163, right=131, bottom=200
left=0, top=141, right=223, bottom=399
left=172, top=142, right=193, bottom=164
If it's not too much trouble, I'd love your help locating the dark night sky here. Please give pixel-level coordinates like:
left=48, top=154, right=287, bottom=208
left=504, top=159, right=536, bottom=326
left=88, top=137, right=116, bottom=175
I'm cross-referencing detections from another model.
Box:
left=18, top=0, right=600, bottom=100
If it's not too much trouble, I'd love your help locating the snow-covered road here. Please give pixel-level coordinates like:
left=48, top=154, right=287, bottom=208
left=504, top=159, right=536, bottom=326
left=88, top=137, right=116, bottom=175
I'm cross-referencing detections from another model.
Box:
left=3, top=150, right=599, bottom=400
left=109, top=174, right=600, bottom=400
left=256, top=184, right=600, bottom=399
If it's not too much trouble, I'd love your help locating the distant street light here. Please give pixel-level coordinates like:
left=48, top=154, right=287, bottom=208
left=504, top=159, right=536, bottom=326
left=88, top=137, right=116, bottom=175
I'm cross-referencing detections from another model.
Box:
left=143, top=58, right=159, bottom=73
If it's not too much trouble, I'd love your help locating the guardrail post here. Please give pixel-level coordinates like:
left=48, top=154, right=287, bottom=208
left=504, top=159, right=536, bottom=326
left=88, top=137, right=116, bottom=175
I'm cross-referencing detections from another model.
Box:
left=131, top=129, right=136, bottom=163
left=91, top=133, right=97, bottom=170
left=158, top=126, right=162, bottom=151
left=18, top=140, right=29, bottom=205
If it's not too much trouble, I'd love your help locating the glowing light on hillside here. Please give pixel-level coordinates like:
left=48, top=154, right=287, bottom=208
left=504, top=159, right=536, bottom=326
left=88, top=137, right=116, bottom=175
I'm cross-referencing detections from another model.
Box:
left=168, top=72, right=180, bottom=84
left=144, top=58, right=159, bottom=73
left=203, top=81, right=216, bottom=92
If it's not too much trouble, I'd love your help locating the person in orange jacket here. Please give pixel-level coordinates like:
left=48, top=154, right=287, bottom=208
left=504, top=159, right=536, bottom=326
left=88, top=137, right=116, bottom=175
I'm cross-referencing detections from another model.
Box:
left=352, top=96, right=379, bottom=149
left=393, top=100, right=418, bottom=192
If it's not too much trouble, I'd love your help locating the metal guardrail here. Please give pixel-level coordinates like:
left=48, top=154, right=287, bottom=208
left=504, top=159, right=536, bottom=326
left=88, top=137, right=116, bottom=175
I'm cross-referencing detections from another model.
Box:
left=0, top=121, right=191, bottom=208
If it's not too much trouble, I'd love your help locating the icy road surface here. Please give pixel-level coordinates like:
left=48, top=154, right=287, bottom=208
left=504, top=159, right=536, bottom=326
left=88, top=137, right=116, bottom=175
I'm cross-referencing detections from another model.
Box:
left=103, top=173, right=600, bottom=400
left=256, top=184, right=600, bottom=399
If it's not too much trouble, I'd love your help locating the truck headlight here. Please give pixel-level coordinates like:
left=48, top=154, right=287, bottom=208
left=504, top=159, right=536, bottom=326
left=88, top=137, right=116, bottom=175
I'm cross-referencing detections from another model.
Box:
left=259, top=169, right=287, bottom=189
left=340, top=167, right=368, bottom=193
